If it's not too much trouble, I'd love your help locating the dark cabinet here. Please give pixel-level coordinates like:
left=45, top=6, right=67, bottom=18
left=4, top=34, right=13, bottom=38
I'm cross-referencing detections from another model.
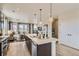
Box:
left=25, top=35, right=51, bottom=56
left=37, top=43, right=51, bottom=56
left=0, top=42, right=1, bottom=56
left=26, top=40, right=32, bottom=54
left=25, top=36, right=32, bottom=55
left=32, top=42, right=51, bottom=56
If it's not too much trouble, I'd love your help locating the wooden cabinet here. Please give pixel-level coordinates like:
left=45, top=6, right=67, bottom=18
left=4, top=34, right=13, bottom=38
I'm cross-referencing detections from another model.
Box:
left=25, top=36, right=32, bottom=55
left=25, top=35, right=51, bottom=56
left=37, top=43, right=51, bottom=56
left=32, top=42, right=51, bottom=56
left=27, top=40, right=32, bottom=54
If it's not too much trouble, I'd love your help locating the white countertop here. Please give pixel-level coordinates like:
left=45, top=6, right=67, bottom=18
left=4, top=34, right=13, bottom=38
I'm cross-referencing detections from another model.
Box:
left=26, top=34, right=57, bottom=45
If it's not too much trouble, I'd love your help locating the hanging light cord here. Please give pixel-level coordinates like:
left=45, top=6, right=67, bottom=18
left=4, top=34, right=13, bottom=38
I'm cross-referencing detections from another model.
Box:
left=40, top=9, right=42, bottom=21
left=50, top=3, right=52, bottom=17
left=34, top=13, right=36, bottom=20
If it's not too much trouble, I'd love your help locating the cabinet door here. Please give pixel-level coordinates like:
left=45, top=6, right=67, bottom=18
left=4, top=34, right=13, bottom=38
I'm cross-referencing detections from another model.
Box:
left=37, top=43, right=51, bottom=56
left=29, top=40, right=32, bottom=54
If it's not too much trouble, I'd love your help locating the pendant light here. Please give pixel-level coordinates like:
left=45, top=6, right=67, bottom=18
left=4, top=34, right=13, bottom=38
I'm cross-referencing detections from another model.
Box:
left=49, top=3, right=53, bottom=22
left=38, top=9, right=43, bottom=39
left=34, top=13, right=37, bottom=24
left=39, top=9, right=42, bottom=26
left=34, top=13, right=37, bottom=29
left=48, top=3, right=53, bottom=38
left=50, top=3, right=52, bottom=18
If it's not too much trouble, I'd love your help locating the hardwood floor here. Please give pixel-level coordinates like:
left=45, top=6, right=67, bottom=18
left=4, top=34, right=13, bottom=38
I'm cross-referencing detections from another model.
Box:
left=6, top=41, right=79, bottom=56
left=56, top=44, right=79, bottom=56
left=7, top=41, right=30, bottom=56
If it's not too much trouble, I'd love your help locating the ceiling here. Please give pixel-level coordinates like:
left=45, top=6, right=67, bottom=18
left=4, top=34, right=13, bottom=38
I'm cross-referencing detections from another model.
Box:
left=1, top=3, right=79, bottom=23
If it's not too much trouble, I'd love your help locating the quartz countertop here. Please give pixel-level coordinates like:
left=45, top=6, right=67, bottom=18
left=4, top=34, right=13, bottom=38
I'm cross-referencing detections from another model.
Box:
left=26, top=34, right=57, bottom=45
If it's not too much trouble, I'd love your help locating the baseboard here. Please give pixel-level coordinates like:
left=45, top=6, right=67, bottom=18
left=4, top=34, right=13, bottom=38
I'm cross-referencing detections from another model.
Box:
left=60, top=43, right=79, bottom=51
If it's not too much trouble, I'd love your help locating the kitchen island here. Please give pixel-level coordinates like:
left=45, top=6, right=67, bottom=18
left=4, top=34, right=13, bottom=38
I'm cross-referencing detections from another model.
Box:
left=25, top=34, right=57, bottom=56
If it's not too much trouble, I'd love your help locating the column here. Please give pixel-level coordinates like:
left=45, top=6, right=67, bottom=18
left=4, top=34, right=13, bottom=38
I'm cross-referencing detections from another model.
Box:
left=3, top=15, right=6, bottom=36
left=48, top=17, right=53, bottom=38
left=3, top=16, right=8, bottom=36
left=51, top=41, right=56, bottom=56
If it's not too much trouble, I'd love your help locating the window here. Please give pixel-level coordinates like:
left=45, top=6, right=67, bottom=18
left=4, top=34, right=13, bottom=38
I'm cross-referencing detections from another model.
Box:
left=19, top=24, right=24, bottom=33
left=10, top=22, right=18, bottom=34
left=24, top=24, right=29, bottom=33
left=0, top=21, right=3, bottom=35
left=18, top=23, right=30, bottom=34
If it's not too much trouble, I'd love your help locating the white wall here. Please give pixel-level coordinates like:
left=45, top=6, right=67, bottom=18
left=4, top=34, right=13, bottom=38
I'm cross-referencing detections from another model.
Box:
left=59, top=8, right=79, bottom=49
